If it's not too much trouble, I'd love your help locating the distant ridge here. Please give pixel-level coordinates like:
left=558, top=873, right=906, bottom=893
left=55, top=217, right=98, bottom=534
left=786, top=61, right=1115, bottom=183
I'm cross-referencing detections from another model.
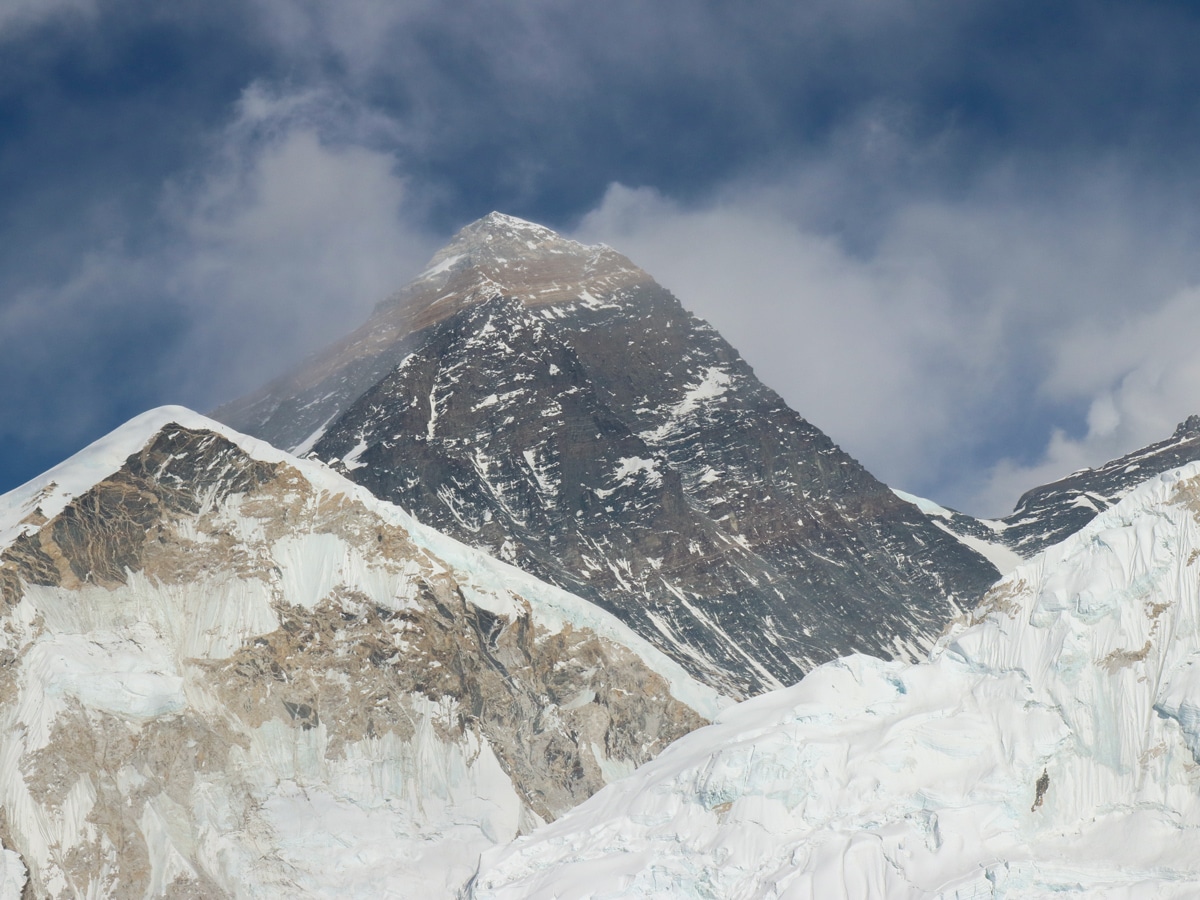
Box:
left=907, top=414, right=1200, bottom=564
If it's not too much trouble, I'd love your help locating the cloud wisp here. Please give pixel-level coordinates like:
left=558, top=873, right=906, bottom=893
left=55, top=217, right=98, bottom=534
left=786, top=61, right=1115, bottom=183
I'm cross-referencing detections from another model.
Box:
left=0, top=83, right=433, bottom=491
left=161, top=84, right=435, bottom=402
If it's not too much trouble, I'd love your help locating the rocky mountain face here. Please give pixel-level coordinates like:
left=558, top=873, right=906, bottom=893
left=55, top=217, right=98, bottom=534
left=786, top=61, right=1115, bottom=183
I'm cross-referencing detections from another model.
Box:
left=469, top=463, right=1200, bottom=898
left=0, top=407, right=721, bottom=898
left=217, top=213, right=1000, bottom=699
left=913, top=414, right=1200, bottom=565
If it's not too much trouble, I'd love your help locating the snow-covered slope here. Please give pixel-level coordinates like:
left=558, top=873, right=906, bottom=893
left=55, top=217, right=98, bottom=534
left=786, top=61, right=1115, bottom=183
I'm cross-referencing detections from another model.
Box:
left=470, top=462, right=1200, bottom=898
left=0, top=407, right=723, bottom=898
left=892, top=488, right=1024, bottom=577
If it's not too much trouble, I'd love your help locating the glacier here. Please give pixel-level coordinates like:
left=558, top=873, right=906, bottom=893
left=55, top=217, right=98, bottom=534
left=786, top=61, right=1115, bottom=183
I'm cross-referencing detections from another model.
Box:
left=470, top=464, right=1200, bottom=898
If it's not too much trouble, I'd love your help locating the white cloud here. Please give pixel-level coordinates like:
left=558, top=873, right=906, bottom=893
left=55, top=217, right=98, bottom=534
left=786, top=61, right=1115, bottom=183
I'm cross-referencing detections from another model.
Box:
left=576, top=181, right=1200, bottom=517
left=0, top=84, right=436, bottom=453
left=0, top=0, right=93, bottom=35
left=160, top=86, right=436, bottom=404
left=969, top=287, right=1200, bottom=511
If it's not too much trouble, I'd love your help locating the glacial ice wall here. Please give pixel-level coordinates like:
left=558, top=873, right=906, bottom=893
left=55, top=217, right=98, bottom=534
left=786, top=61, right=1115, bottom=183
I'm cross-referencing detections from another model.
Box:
left=470, top=464, right=1200, bottom=898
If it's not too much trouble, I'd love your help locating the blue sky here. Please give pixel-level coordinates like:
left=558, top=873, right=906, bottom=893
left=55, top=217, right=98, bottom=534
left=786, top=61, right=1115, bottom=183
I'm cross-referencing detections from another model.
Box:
left=3, top=0, right=1200, bottom=515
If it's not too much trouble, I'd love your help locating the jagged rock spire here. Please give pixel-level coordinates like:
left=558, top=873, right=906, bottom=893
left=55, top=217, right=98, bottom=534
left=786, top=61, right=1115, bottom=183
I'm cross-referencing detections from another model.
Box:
left=1173, top=413, right=1200, bottom=439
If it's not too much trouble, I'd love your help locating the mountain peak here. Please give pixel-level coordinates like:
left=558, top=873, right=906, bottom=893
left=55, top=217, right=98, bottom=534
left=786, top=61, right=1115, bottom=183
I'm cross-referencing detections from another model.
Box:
left=1173, top=413, right=1200, bottom=439
left=464, top=211, right=566, bottom=244
left=410, top=210, right=637, bottom=291
left=212, top=212, right=656, bottom=454
left=372, top=211, right=651, bottom=330
left=416, top=211, right=590, bottom=279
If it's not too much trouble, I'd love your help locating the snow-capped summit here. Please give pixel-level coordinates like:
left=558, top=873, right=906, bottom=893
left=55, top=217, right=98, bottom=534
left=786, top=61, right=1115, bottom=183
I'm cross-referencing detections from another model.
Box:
left=0, top=407, right=720, bottom=897
left=386, top=211, right=650, bottom=330
left=461, top=210, right=561, bottom=238
left=216, top=213, right=1001, bottom=699
left=469, top=462, right=1200, bottom=897
left=418, top=211, right=588, bottom=270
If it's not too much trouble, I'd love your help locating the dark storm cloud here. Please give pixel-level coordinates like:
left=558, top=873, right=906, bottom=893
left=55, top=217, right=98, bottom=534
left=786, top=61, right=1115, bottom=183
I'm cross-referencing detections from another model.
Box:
left=3, top=0, right=1200, bottom=509
left=9, top=0, right=1200, bottom=249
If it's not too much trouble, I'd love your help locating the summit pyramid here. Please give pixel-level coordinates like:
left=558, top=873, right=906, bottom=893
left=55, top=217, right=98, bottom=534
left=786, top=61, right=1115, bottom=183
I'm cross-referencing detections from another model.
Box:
left=217, top=213, right=1001, bottom=698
